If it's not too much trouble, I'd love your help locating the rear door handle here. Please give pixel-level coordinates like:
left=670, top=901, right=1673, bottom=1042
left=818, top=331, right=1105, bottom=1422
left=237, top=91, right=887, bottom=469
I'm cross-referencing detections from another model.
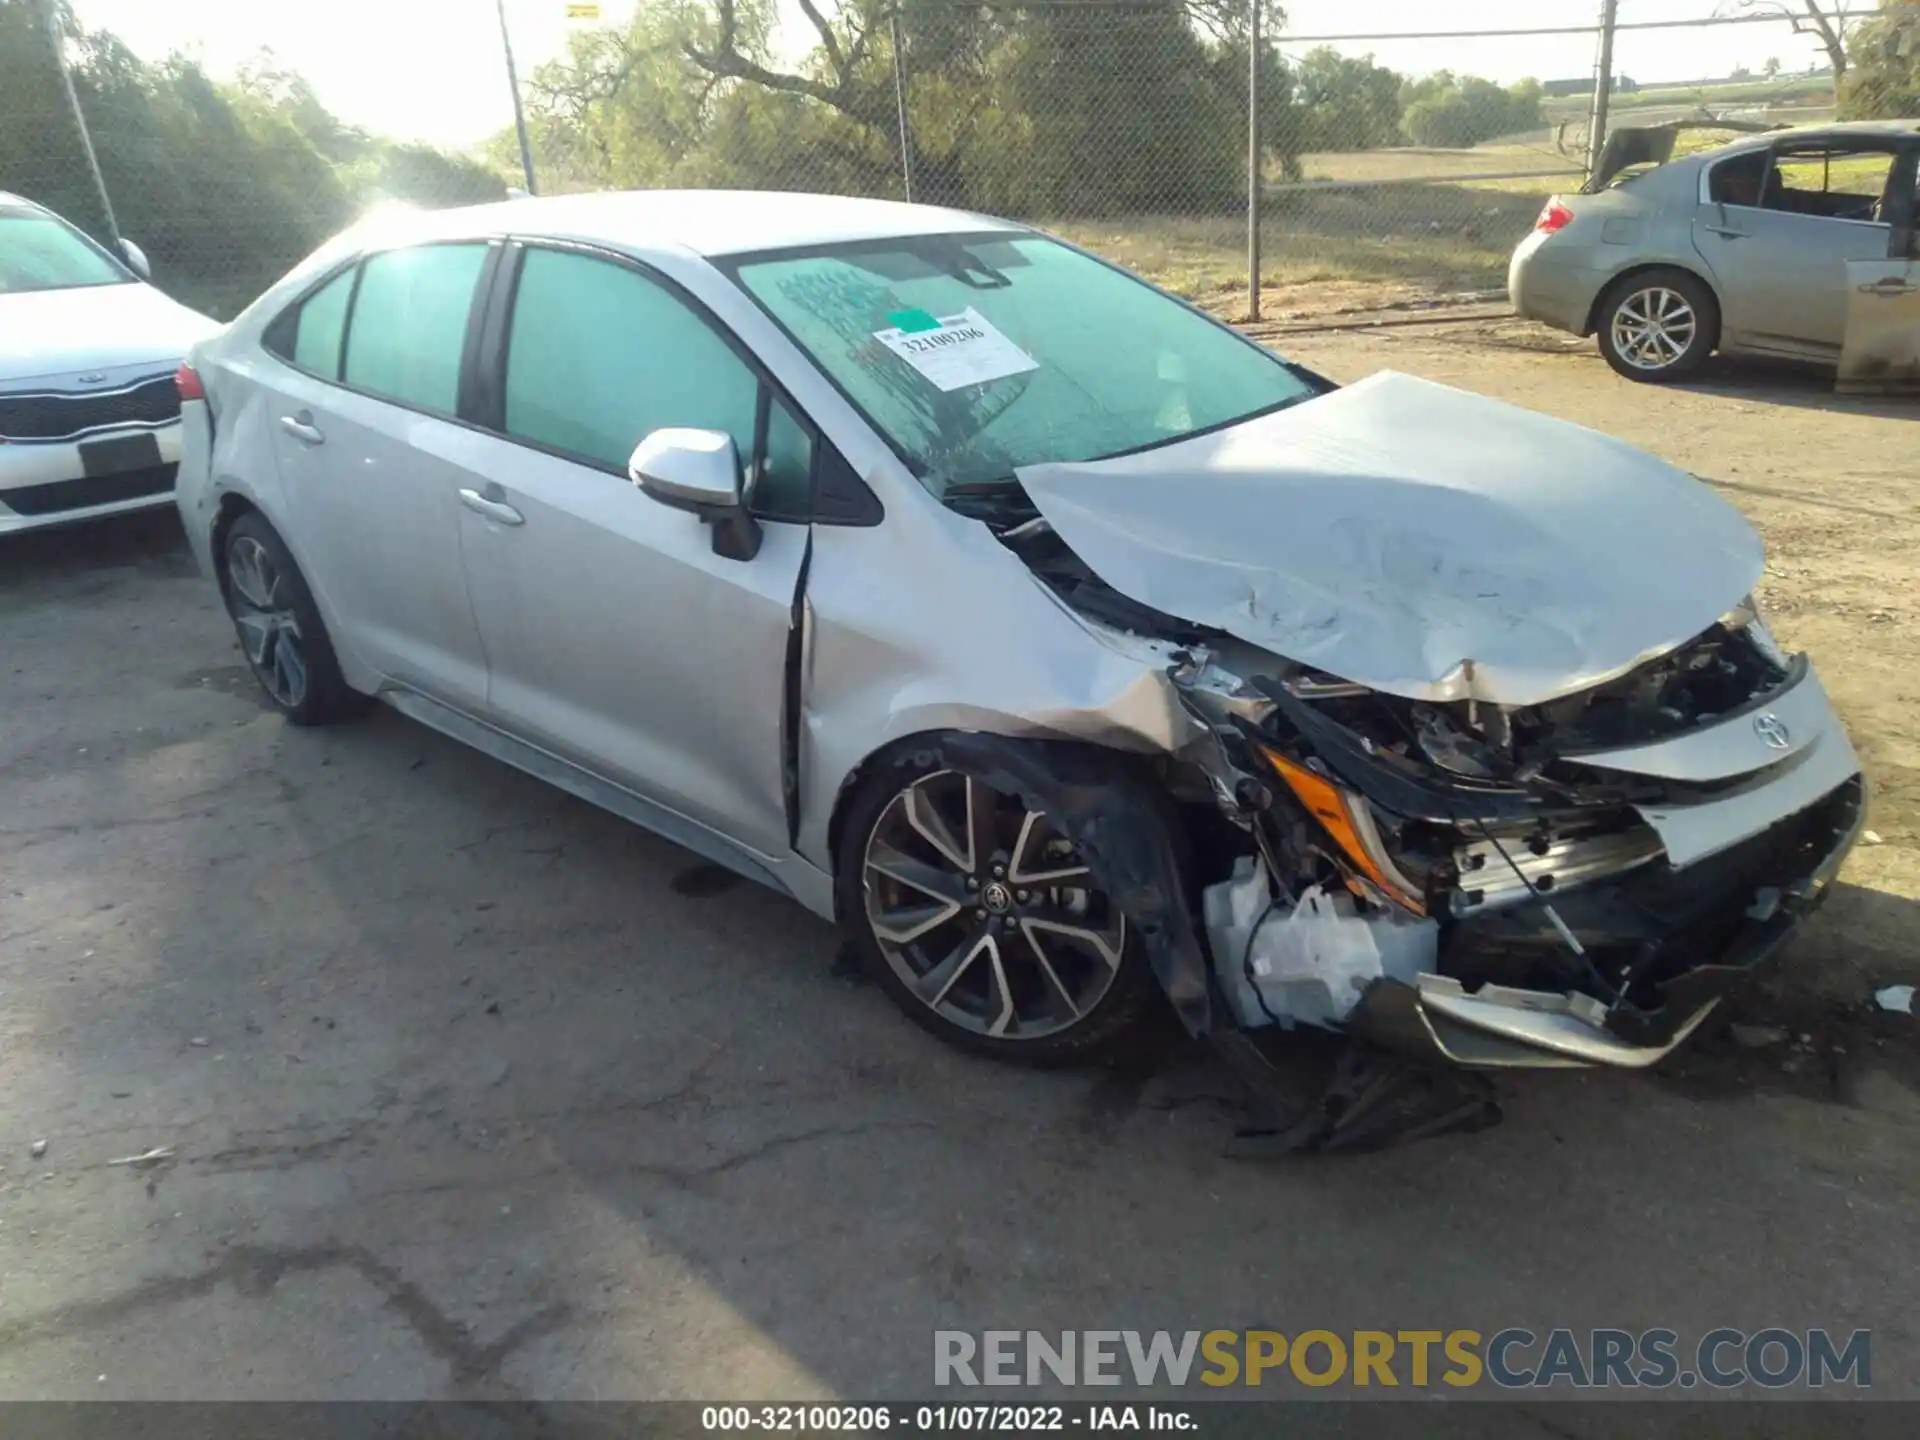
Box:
left=458, top=488, right=524, bottom=527
left=279, top=412, right=324, bottom=445
left=1859, top=278, right=1917, bottom=297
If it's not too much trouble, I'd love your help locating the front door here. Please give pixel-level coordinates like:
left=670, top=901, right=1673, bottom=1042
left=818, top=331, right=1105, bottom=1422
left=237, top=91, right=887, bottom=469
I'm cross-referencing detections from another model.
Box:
left=266, top=242, right=496, bottom=711
left=454, top=244, right=817, bottom=863
left=1694, top=139, right=1905, bottom=360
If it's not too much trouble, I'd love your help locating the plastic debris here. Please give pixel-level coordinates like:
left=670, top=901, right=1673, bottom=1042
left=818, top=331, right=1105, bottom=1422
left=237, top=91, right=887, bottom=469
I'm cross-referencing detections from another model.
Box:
left=189, top=1037, right=209, bottom=1047
left=106, top=1146, right=175, bottom=1169
left=1863, top=830, right=1884, bottom=845
left=28, top=1139, right=47, bottom=1159
left=1875, top=985, right=1914, bottom=1015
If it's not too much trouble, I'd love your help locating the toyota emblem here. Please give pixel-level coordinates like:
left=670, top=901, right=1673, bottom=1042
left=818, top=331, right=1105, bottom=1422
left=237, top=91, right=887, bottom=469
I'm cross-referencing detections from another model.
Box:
left=1753, top=713, right=1792, bottom=750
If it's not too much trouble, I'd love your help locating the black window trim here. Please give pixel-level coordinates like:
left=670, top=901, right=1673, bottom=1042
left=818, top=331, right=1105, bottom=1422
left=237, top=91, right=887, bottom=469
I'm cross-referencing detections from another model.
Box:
left=475, top=235, right=879, bottom=527
left=260, top=239, right=506, bottom=430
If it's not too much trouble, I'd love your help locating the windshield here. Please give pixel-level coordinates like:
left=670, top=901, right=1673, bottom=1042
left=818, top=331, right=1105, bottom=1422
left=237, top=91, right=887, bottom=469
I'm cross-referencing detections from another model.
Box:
left=728, top=233, right=1315, bottom=494
left=0, top=210, right=132, bottom=295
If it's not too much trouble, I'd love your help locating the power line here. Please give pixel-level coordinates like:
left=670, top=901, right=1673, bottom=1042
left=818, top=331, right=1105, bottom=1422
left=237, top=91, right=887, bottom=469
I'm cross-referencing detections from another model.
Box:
left=897, top=2, right=1805, bottom=45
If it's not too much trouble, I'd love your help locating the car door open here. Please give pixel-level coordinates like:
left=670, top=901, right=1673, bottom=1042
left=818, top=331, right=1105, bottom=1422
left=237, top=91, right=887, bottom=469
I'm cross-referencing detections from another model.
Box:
left=1840, top=149, right=1920, bottom=391
left=1695, top=140, right=1904, bottom=360
left=453, top=243, right=813, bottom=869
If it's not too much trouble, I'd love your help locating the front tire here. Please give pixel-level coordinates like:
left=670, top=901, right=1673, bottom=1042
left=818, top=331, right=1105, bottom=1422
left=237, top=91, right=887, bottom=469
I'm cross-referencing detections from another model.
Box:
left=1596, top=269, right=1718, bottom=382
left=221, top=512, right=366, bottom=726
left=835, top=749, right=1163, bottom=1065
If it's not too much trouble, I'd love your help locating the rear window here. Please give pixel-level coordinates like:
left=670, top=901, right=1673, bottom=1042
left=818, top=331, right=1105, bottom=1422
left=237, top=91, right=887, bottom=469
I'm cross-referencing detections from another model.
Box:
left=341, top=244, right=487, bottom=413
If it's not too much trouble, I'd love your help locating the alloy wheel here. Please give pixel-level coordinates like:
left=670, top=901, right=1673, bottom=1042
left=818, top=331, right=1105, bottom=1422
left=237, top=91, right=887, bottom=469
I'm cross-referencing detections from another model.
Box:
left=1610, top=286, right=1698, bottom=372
left=226, top=534, right=309, bottom=709
left=862, top=769, right=1127, bottom=1041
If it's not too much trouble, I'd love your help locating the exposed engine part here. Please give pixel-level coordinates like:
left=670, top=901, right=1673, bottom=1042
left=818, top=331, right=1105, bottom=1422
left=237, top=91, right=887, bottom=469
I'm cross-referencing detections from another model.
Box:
left=1451, top=819, right=1666, bottom=915
left=1203, top=858, right=1438, bottom=1031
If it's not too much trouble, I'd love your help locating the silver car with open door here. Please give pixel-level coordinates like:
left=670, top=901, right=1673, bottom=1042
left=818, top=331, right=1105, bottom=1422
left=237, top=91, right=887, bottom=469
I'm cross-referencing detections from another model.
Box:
left=1510, top=121, right=1920, bottom=382
left=175, top=193, right=1863, bottom=1150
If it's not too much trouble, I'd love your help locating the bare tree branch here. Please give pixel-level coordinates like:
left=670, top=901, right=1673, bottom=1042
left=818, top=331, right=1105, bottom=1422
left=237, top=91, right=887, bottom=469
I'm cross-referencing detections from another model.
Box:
left=683, top=0, right=893, bottom=128
left=795, top=0, right=847, bottom=76
left=1724, top=0, right=1855, bottom=76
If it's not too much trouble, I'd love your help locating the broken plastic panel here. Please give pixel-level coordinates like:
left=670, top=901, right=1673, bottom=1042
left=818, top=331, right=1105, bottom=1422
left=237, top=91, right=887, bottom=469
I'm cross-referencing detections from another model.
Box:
left=1204, top=858, right=1437, bottom=1031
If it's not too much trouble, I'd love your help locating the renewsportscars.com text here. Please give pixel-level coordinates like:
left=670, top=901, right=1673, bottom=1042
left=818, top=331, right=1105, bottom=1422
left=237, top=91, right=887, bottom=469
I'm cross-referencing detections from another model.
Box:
left=934, top=1328, right=1871, bottom=1390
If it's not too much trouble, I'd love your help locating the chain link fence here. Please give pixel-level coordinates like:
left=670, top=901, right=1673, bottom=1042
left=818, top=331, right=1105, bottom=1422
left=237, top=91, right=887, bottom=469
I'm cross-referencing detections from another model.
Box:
left=1, top=0, right=1858, bottom=324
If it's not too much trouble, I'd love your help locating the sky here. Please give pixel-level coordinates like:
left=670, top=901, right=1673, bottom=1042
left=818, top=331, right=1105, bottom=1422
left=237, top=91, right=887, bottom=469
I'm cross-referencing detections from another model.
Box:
left=66, top=0, right=1876, bottom=151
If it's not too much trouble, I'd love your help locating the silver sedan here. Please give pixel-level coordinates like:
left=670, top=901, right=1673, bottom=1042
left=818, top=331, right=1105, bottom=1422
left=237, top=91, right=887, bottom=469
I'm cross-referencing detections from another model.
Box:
left=174, top=192, right=1861, bottom=1145
left=1510, top=120, right=1920, bottom=382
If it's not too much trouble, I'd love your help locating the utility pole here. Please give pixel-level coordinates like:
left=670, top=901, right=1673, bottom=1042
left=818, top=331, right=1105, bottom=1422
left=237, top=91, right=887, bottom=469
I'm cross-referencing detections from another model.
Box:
left=891, top=9, right=915, bottom=203
left=40, top=0, right=120, bottom=246
left=1247, top=0, right=1262, bottom=322
left=495, top=0, right=538, bottom=195
left=1585, top=0, right=1619, bottom=180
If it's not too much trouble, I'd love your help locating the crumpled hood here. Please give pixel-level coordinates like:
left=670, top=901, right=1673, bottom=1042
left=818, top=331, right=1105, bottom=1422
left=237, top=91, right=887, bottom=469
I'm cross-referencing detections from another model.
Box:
left=0, top=283, right=219, bottom=385
left=1015, top=371, right=1764, bottom=707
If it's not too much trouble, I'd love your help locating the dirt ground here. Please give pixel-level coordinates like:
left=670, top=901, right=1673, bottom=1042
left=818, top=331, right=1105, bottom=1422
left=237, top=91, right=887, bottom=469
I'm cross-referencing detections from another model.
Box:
left=1, top=321, right=1916, bottom=1407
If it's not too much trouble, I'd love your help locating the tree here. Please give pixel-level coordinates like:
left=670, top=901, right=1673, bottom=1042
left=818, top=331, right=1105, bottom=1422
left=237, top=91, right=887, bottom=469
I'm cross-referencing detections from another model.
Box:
left=513, top=0, right=1276, bottom=218
left=1399, top=72, right=1544, bottom=148
left=1764, top=55, right=1783, bottom=76
left=1720, top=3, right=1858, bottom=78
left=1287, top=48, right=1402, bottom=153
left=1838, top=0, right=1920, bottom=118
left=0, top=0, right=504, bottom=317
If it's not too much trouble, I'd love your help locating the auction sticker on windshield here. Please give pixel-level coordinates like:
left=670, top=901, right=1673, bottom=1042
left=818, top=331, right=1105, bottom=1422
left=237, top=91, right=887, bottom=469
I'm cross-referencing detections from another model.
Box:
left=874, top=307, right=1039, bottom=391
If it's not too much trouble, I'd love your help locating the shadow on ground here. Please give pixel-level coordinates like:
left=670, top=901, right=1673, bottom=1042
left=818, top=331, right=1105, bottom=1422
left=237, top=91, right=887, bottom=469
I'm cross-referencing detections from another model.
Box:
left=3, top=492, right=1918, bottom=1403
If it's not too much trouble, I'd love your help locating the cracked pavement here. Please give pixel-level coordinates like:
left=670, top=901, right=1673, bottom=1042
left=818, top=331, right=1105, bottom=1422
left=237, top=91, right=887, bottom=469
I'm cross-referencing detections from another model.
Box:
left=2, top=331, right=1917, bottom=1402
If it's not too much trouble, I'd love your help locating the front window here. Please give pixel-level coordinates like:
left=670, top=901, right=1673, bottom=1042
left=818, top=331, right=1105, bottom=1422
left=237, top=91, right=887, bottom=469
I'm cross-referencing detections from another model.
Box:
left=0, top=208, right=131, bottom=294
left=727, top=234, right=1315, bottom=495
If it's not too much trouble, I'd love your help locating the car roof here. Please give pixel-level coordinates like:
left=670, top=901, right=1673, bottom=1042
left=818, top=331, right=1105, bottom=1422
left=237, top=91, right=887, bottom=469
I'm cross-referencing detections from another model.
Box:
left=1698, top=118, right=1920, bottom=160
left=359, top=189, right=1027, bottom=260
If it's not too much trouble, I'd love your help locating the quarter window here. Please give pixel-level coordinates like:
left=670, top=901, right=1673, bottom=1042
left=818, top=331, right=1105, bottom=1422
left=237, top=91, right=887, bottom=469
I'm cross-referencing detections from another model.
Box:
left=501, top=247, right=813, bottom=518
left=284, top=268, right=355, bottom=378
left=342, top=243, right=488, bottom=413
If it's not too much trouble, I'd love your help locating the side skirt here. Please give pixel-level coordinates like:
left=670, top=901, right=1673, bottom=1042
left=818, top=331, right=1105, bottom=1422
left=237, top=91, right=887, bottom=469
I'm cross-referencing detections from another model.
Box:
left=379, top=686, right=837, bottom=918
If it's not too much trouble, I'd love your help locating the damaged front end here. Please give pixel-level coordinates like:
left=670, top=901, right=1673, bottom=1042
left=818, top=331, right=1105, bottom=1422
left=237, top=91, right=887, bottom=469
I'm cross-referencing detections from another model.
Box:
left=1171, top=606, right=1865, bottom=1080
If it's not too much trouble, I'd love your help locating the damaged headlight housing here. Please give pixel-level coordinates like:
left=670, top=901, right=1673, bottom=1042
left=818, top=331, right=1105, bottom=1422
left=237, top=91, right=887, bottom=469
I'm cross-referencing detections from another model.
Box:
left=1259, top=749, right=1428, bottom=915
left=1721, top=593, right=1787, bottom=669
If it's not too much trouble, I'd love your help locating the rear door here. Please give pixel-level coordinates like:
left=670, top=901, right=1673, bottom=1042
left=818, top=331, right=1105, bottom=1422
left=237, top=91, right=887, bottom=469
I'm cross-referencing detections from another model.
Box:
left=1695, top=139, right=1904, bottom=360
left=452, top=242, right=815, bottom=862
left=262, top=241, right=497, bottom=711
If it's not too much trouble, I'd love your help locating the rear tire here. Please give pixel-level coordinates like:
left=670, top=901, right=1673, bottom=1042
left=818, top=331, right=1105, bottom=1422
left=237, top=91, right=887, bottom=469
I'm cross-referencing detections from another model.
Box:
left=835, top=744, right=1164, bottom=1066
left=1596, top=269, right=1718, bottom=382
left=220, top=512, right=367, bottom=726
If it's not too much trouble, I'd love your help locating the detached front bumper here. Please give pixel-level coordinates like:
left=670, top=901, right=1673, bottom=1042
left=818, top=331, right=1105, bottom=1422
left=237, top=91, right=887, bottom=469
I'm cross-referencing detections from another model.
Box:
left=1349, top=771, right=1865, bottom=1069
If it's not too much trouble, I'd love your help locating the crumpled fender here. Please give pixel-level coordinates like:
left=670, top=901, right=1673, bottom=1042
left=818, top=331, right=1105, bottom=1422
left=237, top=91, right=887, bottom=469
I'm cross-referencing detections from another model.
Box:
left=938, top=732, right=1213, bottom=1035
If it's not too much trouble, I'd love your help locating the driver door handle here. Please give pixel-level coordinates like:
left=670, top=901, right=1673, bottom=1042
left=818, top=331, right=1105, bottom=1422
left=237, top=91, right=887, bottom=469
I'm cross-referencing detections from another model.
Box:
left=458, top=488, right=524, bottom=527
left=1859, top=277, right=1917, bottom=297
left=1702, top=225, right=1749, bottom=239
left=279, top=412, right=325, bottom=445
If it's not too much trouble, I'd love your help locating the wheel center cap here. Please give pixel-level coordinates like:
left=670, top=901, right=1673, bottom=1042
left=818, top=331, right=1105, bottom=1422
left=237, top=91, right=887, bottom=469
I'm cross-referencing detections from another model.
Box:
left=981, top=880, right=1014, bottom=915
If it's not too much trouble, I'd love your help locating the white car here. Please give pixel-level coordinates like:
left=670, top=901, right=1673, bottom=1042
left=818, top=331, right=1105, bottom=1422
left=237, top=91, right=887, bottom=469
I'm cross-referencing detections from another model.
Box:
left=0, top=193, right=220, bottom=535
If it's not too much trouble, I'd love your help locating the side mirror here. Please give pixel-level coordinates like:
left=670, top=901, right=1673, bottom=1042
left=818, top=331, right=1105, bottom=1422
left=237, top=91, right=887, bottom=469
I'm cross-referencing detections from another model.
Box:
left=629, top=427, right=761, bottom=561
left=119, top=238, right=151, bottom=280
